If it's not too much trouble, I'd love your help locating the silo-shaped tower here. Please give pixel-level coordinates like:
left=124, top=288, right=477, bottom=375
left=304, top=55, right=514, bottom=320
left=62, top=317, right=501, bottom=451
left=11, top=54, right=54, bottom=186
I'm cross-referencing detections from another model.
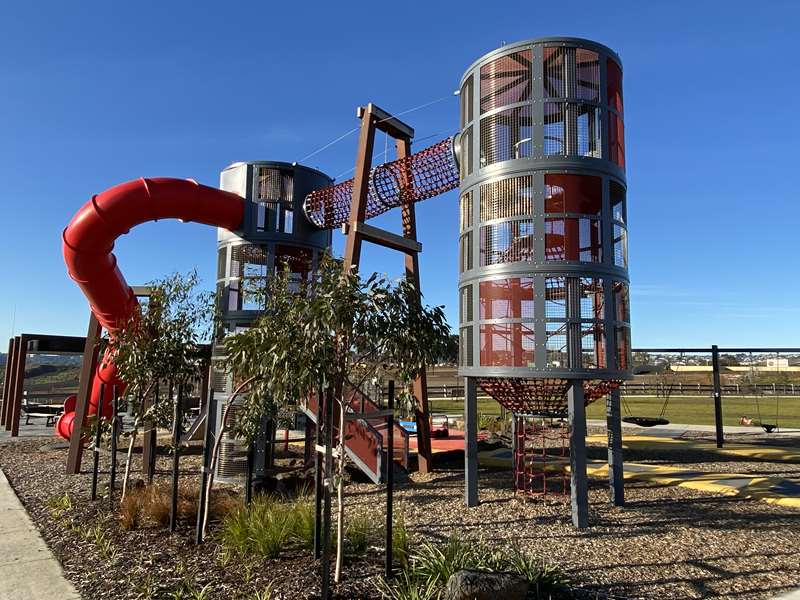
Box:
left=212, top=161, right=332, bottom=482
left=456, top=38, right=631, bottom=523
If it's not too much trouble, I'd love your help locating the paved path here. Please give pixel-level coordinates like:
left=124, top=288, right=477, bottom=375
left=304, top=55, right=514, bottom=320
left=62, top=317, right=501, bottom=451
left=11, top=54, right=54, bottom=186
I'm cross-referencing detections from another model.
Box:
left=0, top=468, right=80, bottom=600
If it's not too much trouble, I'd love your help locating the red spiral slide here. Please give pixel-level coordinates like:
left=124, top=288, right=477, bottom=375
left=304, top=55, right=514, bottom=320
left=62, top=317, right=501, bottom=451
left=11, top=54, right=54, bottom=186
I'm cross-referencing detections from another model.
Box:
left=55, top=178, right=245, bottom=439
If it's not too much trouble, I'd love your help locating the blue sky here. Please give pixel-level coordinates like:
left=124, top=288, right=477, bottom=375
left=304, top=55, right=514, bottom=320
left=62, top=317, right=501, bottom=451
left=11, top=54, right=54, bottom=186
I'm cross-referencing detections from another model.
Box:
left=1, top=0, right=799, bottom=348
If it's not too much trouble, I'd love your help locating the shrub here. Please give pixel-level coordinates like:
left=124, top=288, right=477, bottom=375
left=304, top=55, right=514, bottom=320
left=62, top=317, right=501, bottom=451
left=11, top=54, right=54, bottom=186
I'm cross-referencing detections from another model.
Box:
left=218, top=494, right=295, bottom=559
left=291, top=495, right=316, bottom=549
left=344, top=510, right=381, bottom=555
left=392, top=513, right=411, bottom=570
left=119, top=482, right=239, bottom=530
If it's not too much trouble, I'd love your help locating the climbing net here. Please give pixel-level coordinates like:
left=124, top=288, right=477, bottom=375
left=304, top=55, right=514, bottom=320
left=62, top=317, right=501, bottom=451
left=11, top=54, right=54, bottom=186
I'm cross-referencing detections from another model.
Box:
left=479, top=377, right=621, bottom=417
left=303, top=137, right=459, bottom=230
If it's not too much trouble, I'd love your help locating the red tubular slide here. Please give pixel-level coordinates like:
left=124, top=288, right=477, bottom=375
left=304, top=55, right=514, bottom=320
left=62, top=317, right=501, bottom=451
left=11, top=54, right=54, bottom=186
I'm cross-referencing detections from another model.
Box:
left=56, top=178, right=245, bottom=439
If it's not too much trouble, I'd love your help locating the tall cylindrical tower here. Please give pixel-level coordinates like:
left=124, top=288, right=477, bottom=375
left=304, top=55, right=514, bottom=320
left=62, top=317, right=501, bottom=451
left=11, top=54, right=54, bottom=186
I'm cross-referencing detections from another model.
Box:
left=212, top=161, right=332, bottom=482
left=456, top=38, right=631, bottom=414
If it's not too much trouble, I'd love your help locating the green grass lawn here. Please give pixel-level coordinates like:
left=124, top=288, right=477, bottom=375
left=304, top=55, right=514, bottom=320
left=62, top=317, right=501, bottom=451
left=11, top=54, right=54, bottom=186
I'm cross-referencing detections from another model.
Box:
left=429, top=394, right=800, bottom=428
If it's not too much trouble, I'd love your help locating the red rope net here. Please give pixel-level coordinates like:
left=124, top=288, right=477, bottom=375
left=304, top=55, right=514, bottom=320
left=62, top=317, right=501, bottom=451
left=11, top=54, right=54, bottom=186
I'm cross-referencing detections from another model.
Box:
left=303, top=137, right=459, bottom=230
left=479, top=378, right=621, bottom=416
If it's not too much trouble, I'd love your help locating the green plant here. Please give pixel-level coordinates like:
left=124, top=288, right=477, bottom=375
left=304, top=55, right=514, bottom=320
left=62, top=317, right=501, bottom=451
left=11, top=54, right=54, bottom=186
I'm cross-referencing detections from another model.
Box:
left=373, top=569, right=439, bottom=600
left=47, top=492, right=73, bottom=521
left=218, top=495, right=295, bottom=559
left=393, top=513, right=411, bottom=570
left=502, top=548, right=568, bottom=598
left=344, top=510, right=380, bottom=555
left=132, top=572, right=158, bottom=599
left=412, top=537, right=487, bottom=588
left=249, top=583, right=274, bottom=600
left=220, top=255, right=451, bottom=581
left=291, top=495, right=316, bottom=549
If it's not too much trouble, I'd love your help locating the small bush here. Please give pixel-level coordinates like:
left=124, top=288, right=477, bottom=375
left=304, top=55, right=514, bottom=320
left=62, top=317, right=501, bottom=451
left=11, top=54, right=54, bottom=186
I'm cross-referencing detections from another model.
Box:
left=374, top=568, right=438, bottom=600
left=392, top=513, right=411, bottom=570
left=344, top=510, right=381, bottom=555
left=119, top=482, right=239, bottom=530
left=219, top=494, right=295, bottom=559
left=291, top=496, right=316, bottom=549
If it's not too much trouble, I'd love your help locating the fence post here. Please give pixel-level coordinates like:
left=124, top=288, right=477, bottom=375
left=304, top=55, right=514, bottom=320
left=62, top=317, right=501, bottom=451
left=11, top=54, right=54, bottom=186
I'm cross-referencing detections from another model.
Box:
left=711, top=345, right=724, bottom=448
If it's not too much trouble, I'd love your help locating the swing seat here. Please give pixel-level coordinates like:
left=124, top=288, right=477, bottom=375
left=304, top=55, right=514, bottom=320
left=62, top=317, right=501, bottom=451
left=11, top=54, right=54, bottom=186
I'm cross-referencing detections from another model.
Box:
left=622, top=416, right=670, bottom=427
left=761, top=423, right=776, bottom=434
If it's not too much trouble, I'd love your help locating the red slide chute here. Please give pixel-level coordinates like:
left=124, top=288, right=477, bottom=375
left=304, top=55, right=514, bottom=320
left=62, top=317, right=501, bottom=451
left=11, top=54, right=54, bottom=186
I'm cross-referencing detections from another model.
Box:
left=56, top=178, right=245, bottom=439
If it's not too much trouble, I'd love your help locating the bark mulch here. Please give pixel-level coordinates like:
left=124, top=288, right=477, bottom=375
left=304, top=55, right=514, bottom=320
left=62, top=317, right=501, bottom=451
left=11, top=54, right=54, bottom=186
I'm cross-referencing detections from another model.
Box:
left=0, top=439, right=379, bottom=599
left=2, top=435, right=800, bottom=599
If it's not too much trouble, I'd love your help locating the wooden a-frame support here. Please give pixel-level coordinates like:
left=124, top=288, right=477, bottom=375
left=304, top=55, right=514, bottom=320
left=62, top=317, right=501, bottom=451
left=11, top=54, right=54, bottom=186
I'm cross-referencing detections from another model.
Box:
left=342, top=102, right=433, bottom=474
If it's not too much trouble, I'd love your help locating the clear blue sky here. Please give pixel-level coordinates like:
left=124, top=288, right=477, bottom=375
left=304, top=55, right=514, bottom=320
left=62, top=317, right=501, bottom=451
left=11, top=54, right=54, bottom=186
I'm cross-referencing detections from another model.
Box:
left=1, top=0, right=799, bottom=349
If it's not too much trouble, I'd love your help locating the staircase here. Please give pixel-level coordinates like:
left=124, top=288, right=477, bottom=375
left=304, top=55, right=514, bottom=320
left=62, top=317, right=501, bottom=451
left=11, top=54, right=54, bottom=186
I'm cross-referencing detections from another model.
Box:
left=301, top=387, right=410, bottom=484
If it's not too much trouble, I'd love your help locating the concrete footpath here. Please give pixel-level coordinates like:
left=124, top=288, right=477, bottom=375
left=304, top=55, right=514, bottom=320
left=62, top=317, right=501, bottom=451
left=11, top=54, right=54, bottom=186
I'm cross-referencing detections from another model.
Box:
left=0, top=468, right=79, bottom=600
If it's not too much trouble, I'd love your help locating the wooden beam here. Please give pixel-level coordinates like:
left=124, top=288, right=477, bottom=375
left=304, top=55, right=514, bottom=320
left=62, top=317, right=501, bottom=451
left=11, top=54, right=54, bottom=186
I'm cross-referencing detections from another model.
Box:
left=1, top=338, right=14, bottom=428
left=66, top=315, right=101, bottom=474
left=346, top=222, right=422, bottom=254
left=357, top=103, right=414, bottom=140
left=3, top=337, right=20, bottom=430
left=10, top=335, right=29, bottom=437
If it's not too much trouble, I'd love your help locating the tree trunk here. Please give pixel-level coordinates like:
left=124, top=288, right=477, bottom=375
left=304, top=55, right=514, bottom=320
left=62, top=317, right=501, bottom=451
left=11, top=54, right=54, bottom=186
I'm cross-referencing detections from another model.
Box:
left=334, top=393, right=346, bottom=583
left=200, top=376, right=257, bottom=541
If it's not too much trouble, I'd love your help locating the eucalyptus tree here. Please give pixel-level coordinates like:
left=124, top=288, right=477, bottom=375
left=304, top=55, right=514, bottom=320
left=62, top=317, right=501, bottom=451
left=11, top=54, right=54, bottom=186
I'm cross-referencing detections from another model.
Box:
left=209, top=254, right=450, bottom=579
left=106, top=270, right=213, bottom=498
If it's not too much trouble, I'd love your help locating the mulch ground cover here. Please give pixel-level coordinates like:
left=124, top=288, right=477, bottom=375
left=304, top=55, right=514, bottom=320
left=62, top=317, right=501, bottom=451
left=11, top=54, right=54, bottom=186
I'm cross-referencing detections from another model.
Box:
left=0, top=439, right=379, bottom=599
left=2, top=430, right=800, bottom=599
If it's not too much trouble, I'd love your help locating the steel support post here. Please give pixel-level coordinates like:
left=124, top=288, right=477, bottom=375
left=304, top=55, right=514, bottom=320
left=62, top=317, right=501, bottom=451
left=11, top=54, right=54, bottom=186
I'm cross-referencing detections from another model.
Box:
left=169, top=385, right=183, bottom=532
left=568, top=381, right=589, bottom=528
left=606, top=388, right=624, bottom=506
left=109, top=385, right=119, bottom=507
left=313, top=386, right=324, bottom=560
left=321, top=387, right=333, bottom=600
left=464, top=376, right=478, bottom=507
left=711, top=344, right=724, bottom=448
left=90, top=383, right=105, bottom=501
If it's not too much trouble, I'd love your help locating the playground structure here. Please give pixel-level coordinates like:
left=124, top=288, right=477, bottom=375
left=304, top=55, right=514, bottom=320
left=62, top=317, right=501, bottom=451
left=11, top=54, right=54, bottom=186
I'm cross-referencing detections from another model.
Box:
left=455, top=38, right=631, bottom=525
left=25, top=36, right=638, bottom=528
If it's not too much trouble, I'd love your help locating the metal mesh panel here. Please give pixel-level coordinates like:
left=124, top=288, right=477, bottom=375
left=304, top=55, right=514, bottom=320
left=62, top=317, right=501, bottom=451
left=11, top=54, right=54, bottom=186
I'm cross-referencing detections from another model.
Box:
left=545, top=218, right=602, bottom=262
left=615, top=326, right=631, bottom=370
left=577, top=104, right=601, bottom=157
left=479, top=278, right=534, bottom=319
left=459, top=231, right=473, bottom=273
left=459, top=326, right=473, bottom=367
left=480, top=323, right=534, bottom=367
left=544, top=102, right=565, bottom=155
left=611, top=181, right=626, bottom=223
left=609, top=112, right=625, bottom=168
left=576, top=49, right=600, bottom=101
left=459, top=127, right=473, bottom=180
left=479, top=49, right=532, bottom=113
left=613, top=281, right=630, bottom=322
left=211, top=366, right=228, bottom=393
left=479, top=175, right=534, bottom=222
left=543, top=47, right=566, bottom=99
left=460, top=285, right=473, bottom=322
left=580, top=277, right=604, bottom=319
left=581, top=323, right=606, bottom=369
left=459, top=190, right=473, bottom=232
left=303, top=137, right=459, bottom=229
left=231, top=244, right=269, bottom=279
left=460, top=75, right=474, bottom=126
left=480, top=219, right=535, bottom=266
left=545, top=277, right=567, bottom=318
left=480, top=105, right=532, bottom=166
left=216, top=247, right=227, bottom=280
left=256, top=168, right=293, bottom=202
left=613, top=224, right=628, bottom=267
left=607, top=58, right=624, bottom=115
left=544, top=174, right=602, bottom=215
left=546, top=322, right=568, bottom=368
